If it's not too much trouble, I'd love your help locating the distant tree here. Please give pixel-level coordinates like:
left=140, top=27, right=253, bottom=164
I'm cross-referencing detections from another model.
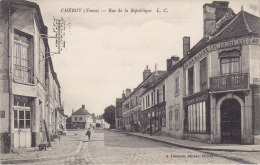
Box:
left=102, top=105, right=116, bottom=129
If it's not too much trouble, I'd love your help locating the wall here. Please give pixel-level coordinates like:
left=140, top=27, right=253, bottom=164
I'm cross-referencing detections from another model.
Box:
left=0, top=3, right=9, bottom=134
left=165, top=68, right=184, bottom=138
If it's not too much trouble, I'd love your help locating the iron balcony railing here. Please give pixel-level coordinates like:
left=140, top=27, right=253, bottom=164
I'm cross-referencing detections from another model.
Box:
left=13, top=64, right=34, bottom=84
left=210, top=73, right=249, bottom=92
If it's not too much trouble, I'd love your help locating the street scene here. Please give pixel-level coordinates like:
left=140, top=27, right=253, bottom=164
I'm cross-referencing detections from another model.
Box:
left=1, top=0, right=260, bottom=164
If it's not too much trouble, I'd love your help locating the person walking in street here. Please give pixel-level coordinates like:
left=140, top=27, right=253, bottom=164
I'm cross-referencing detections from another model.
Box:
left=86, top=128, right=91, bottom=141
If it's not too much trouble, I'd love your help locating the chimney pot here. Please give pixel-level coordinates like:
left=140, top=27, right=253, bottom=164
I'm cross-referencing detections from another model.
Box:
left=82, top=105, right=85, bottom=109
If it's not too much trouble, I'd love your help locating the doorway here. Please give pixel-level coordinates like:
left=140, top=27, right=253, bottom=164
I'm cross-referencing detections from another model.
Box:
left=221, top=99, right=241, bottom=143
left=14, top=107, right=31, bottom=148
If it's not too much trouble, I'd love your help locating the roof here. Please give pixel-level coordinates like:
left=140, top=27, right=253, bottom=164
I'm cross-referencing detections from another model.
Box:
left=210, top=11, right=260, bottom=43
left=122, top=70, right=166, bottom=102
left=72, top=108, right=91, bottom=115
left=140, top=71, right=167, bottom=96
left=185, top=10, right=260, bottom=61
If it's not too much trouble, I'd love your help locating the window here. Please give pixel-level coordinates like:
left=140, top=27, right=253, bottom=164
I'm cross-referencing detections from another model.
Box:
left=169, top=107, right=173, bottom=130
left=175, top=108, right=180, bottom=130
left=13, top=30, right=33, bottom=84
left=188, top=66, right=194, bottom=95
left=200, top=58, right=207, bottom=91
left=221, top=57, right=240, bottom=75
left=136, top=96, right=138, bottom=106
left=151, top=92, right=154, bottom=105
left=143, top=98, right=145, bottom=109
left=188, top=102, right=206, bottom=132
left=175, top=77, right=179, bottom=95
left=75, top=117, right=77, bottom=121
left=163, top=85, right=165, bottom=102
left=157, top=90, right=159, bottom=104
left=79, top=117, right=82, bottom=120
left=148, top=95, right=150, bottom=107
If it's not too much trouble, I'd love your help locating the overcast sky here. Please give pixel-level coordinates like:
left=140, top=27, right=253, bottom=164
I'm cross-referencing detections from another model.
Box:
left=32, top=0, right=259, bottom=116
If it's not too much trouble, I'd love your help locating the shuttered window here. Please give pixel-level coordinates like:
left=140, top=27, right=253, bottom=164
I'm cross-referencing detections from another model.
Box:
left=200, top=58, right=207, bottom=91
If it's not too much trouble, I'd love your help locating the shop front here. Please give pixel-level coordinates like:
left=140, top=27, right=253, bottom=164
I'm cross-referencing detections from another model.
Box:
left=183, top=90, right=211, bottom=142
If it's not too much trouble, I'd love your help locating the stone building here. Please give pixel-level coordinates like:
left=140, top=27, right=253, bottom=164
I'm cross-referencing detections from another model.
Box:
left=115, top=97, right=123, bottom=129
left=0, top=0, right=66, bottom=153
left=121, top=66, right=166, bottom=132
left=164, top=56, right=186, bottom=138
left=182, top=1, right=260, bottom=144
left=71, top=105, right=93, bottom=129
left=140, top=70, right=167, bottom=133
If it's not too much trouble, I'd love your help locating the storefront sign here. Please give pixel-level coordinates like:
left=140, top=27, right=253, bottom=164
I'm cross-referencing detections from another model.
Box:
left=184, top=38, right=260, bottom=69
left=184, top=92, right=209, bottom=106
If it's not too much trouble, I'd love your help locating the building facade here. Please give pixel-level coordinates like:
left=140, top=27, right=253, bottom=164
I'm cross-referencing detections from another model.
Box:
left=116, top=1, right=260, bottom=144
left=0, top=0, right=66, bottom=153
left=71, top=105, right=93, bottom=129
left=182, top=1, right=260, bottom=144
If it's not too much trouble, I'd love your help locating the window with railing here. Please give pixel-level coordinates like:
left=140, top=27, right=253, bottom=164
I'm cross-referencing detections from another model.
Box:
left=13, top=31, right=33, bottom=84
left=221, top=57, right=240, bottom=75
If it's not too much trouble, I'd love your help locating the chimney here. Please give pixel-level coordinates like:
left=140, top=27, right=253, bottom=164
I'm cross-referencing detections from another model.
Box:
left=122, top=90, right=126, bottom=98
left=166, top=59, right=172, bottom=71
left=72, top=109, right=74, bottom=114
left=143, top=65, right=151, bottom=81
left=125, top=88, right=131, bottom=97
left=203, top=1, right=233, bottom=38
left=82, top=105, right=85, bottom=109
left=183, top=37, right=190, bottom=57
left=171, top=56, right=180, bottom=66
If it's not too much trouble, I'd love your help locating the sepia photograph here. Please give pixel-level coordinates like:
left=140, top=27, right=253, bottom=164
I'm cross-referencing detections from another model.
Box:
left=0, top=0, right=260, bottom=164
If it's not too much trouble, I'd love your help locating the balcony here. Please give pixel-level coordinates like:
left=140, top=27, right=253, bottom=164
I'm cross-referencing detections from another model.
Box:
left=13, top=64, right=34, bottom=84
left=210, top=73, right=249, bottom=93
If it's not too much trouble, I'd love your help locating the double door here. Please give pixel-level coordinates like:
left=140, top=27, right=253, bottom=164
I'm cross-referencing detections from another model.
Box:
left=14, top=107, right=31, bottom=148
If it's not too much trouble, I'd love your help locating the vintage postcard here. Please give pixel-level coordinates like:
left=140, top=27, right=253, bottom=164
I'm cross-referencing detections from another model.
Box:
left=0, top=0, right=260, bottom=164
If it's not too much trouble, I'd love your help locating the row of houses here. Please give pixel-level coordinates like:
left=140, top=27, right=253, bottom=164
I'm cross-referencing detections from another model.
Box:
left=0, top=0, right=67, bottom=153
left=66, top=105, right=106, bottom=129
left=115, top=1, right=260, bottom=144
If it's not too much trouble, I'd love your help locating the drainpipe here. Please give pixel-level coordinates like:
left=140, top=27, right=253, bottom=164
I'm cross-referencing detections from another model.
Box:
left=7, top=1, right=13, bottom=152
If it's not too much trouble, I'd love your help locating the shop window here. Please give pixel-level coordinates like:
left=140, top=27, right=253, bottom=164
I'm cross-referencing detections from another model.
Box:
left=188, top=66, right=194, bottom=95
left=188, top=102, right=206, bottom=132
left=13, top=30, right=33, bottom=84
left=200, top=58, right=207, bottom=91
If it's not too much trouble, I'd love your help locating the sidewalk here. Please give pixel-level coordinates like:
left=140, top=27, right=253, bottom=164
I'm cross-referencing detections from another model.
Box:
left=0, top=131, right=84, bottom=164
left=112, top=129, right=260, bottom=152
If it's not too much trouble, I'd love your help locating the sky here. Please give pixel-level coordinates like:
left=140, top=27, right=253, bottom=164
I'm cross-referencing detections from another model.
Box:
left=32, top=0, right=260, bottom=116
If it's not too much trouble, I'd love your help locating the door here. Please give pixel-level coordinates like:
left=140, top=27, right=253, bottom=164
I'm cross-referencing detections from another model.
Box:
left=221, top=99, right=241, bottom=143
left=14, top=107, right=31, bottom=148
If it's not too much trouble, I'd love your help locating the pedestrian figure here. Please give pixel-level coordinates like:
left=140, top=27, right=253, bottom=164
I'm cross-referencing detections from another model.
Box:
left=86, top=128, right=91, bottom=141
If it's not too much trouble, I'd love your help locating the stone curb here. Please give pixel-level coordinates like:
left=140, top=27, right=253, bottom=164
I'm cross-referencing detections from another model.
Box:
left=0, top=140, right=83, bottom=164
left=110, top=129, right=260, bottom=152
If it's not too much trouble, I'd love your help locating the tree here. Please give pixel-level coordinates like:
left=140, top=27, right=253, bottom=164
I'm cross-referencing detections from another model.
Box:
left=102, top=105, right=116, bottom=129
